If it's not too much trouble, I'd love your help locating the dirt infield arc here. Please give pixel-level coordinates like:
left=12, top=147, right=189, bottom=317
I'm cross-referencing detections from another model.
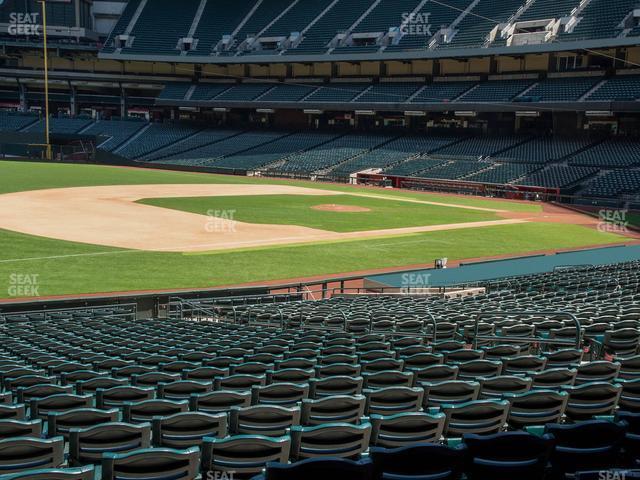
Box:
left=0, top=184, right=530, bottom=252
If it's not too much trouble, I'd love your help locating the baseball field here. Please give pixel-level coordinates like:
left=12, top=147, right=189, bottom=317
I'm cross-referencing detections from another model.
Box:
left=0, top=160, right=635, bottom=299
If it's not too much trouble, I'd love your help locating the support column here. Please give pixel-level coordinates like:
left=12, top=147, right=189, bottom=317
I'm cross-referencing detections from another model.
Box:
left=18, top=83, right=27, bottom=112
left=120, top=84, right=127, bottom=118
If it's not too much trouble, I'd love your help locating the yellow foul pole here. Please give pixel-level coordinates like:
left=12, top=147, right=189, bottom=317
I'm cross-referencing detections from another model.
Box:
left=41, top=0, right=52, bottom=160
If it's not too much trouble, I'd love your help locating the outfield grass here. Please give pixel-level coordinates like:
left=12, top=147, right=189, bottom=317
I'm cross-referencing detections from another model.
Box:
left=139, top=194, right=499, bottom=232
left=0, top=161, right=541, bottom=212
left=0, top=160, right=630, bottom=298
left=0, top=223, right=626, bottom=298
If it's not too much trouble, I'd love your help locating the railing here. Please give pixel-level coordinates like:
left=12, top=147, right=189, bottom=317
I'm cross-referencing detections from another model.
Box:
left=471, top=310, right=582, bottom=350
left=0, top=302, right=137, bottom=323
left=168, top=297, right=217, bottom=321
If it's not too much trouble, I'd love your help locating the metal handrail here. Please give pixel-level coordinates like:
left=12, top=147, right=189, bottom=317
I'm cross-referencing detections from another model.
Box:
left=472, top=310, right=582, bottom=350
left=0, top=302, right=137, bottom=322
left=171, top=297, right=216, bottom=321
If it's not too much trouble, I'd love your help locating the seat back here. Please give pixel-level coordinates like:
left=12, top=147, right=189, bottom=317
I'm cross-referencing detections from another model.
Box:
left=463, top=431, right=555, bottom=480
left=562, top=382, right=623, bottom=420
left=29, top=394, right=93, bottom=419
left=362, top=370, right=414, bottom=389
left=189, top=390, right=251, bottom=414
left=369, top=443, right=467, bottom=480
left=442, top=399, right=510, bottom=437
left=479, top=375, right=532, bottom=399
left=364, top=387, right=424, bottom=415
left=68, top=422, right=151, bottom=465
left=619, top=378, right=640, bottom=412
left=0, top=404, right=26, bottom=420
left=370, top=412, right=445, bottom=447
left=157, top=380, right=212, bottom=400
left=16, top=385, right=73, bottom=403
left=505, top=389, right=569, bottom=428
left=123, top=399, right=189, bottom=423
left=201, top=434, right=290, bottom=477
left=290, top=422, right=372, bottom=461
left=96, top=386, right=155, bottom=409
left=422, top=380, right=480, bottom=408
left=0, top=465, right=95, bottom=480
left=530, top=368, right=577, bottom=389
left=250, top=382, right=309, bottom=407
left=546, top=420, right=627, bottom=478
left=413, top=365, right=459, bottom=384
left=153, top=411, right=227, bottom=448
left=575, top=361, right=621, bottom=385
left=260, top=457, right=374, bottom=480
left=47, top=408, right=119, bottom=439
left=101, top=446, right=199, bottom=480
left=0, top=420, right=42, bottom=440
left=308, top=376, right=363, bottom=398
left=229, top=405, right=300, bottom=436
left=214, top=374, right=266, bottom=392
left=0, top=436, right=65, bottom=474
left=301, top=395, right=366, bottom=425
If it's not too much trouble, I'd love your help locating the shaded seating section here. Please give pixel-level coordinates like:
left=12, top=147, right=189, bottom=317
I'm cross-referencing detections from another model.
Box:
left=116, top=122, right=200, bottom=160
left=559, top=0, right=637, bottom=41
left=121, top=0, right=200, bottom=55
left=520, top=76, right=602, bottom=102
left=494, top=136, right=599, bottom=164
left=568, top=138, right=640, bottom=168
left=410, top=81, right=477, bottom=103
left=587, top=75, right=640, bottom=101
left=438, top=0, right=524, bottom=50
left=517, top=165, right=599, bottom=188
left=580, top=170, right=640, bottom=198
left=81, top=119, right=147, bottom=152
left=286, top=0, right=373, bottom=55
left=330, top=134, right=460, bottom=176
left=303, top=83, right=372, bottom=103
left=464, top=163, right=539, bottom=184
left=275, top=134, right=393, bottom=174
left=0, top=112, right=39, bottom=132
left=99, top=0, right=640, bottom=60
left=213, top=132, right=340, bottom=171
left=153, top=131, right=291, bottom=167
left=2, top=260, right=640, bottom=477
left=457, top=79, right=536, bottom=102
left=386, top=0, right=476, bottom=52
left=158, top=83, right=192, bottom=101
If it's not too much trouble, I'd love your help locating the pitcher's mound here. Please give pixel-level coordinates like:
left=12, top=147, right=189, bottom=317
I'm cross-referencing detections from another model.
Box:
left=312, top=204, right=371, bottom=213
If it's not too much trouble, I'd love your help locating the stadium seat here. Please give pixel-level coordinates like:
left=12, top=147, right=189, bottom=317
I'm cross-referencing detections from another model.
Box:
left=370, top=411, right=446, bottom=447
left=289, top=422, right=372, bottom=460
left=68, top=422, right=152, bottom=466
left=545, top=420, right=627, bottom=479
left=101, top=447, right=200, bottom=480
left=0, top=465, right=95, bottom=480
left=505, top=389, right=569, bottom=428
left=369, top=443, right=467, bottom=480
left=442, top=399, right=511, bottom=437
left=253, top=457, right=374, bottom=480
left=0, top=436, right=65, bottom=474
left=201, top=435, right=291, bottom=478
left=229, top=405, right=301, bottom=436
left=463, top=431, right=555, bottom=480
